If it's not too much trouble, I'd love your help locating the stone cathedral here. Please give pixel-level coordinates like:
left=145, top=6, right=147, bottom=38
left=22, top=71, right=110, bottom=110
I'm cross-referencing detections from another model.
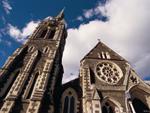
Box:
left=0, top=10, right=150, bottom=113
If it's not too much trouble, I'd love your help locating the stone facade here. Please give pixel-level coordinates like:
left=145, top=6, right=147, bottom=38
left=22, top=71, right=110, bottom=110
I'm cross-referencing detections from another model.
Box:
left=0, top=11, right=150, bottom=113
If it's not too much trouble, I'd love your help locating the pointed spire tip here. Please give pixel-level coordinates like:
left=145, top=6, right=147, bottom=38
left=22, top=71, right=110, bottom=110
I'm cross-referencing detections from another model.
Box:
left=57, top=7, right=65, bottom=19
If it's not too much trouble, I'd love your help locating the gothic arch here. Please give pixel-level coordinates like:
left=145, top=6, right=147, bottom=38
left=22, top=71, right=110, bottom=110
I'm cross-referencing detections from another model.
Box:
left=102, top=97, right=123, bottom=113
left=26, top=71, right=40, bottom=99
left=39, top=28, right=48, bottom=38
left=48, top=28, right=56, bottom=39
left=61, top=88, right=78, bottom=113
left=129, top=85, right=150, bottom=112
left=132, top=98, right=150, bottom=113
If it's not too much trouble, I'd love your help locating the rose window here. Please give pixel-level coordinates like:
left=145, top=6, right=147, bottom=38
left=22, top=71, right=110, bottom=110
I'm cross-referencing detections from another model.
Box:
left=95, top=62, right=123, bottom=84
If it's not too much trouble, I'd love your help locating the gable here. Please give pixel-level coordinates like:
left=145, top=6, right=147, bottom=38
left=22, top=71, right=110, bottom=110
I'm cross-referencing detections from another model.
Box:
left=82, top=41, right=126, bottom=61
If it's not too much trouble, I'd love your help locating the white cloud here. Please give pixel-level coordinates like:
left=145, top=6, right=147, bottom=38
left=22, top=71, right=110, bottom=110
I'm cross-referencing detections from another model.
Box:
left=7, top=21, right=40, bottom=43
left=2, top=0, right=12, bottom=14
left=84, top=9, right=94, bottom=18
left=62, top=0, right=150, bottom=83
left=82, top=2, right=108, bottom=19
left=76, top=16, right=83, bottom=21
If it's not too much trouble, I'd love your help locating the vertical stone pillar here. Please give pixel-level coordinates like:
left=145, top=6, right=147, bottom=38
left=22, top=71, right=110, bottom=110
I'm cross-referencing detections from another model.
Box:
left=146, top=96, right=150, bottom=109
left=6, top=50, right=38, bottom=98
left=26, top=101, right=41, bottom=113
left=26, top=59, right=53, bottom=113
left=0, top=51, right=39, bottom=113
left=0, top=101, right=15, bottom=113
left=128, top=100, right=136, bottom=113
left=44, top=27, right=50, bottom=39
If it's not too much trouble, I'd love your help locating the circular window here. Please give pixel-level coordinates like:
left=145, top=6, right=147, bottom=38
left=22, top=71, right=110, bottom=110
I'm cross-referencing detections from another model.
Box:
left=95, top=61, right=123, bottom=84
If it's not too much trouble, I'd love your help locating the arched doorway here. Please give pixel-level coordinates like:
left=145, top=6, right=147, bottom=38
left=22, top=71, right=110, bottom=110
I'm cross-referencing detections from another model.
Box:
left=132, top=98, right=150, bottom=113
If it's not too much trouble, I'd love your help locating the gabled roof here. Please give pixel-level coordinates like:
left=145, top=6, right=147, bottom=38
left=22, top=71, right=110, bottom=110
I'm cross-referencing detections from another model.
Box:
left=81, top=41, right=126, bottom=61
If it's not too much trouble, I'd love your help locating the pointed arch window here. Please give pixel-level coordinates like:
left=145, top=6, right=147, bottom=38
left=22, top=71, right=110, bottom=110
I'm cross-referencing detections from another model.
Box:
left=70, top=96, right=75, bottom=113
left=1, top=70, right=20, bottom=96
left=26, top=72, right=39, bottom=99
left=63, top=96, right=69, bottom=113
left=40, top=29, right=48, bottom=38
left=63, top=96, right=75, bottom=113
left=62, top=89, right=77, bottom=113
left=48, top=29, right=56, bottom=39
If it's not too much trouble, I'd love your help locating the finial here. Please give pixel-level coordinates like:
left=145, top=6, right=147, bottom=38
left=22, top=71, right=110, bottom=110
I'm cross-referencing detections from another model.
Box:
left=57, top=7, right=65, bottom=19
left=97, top=39, right=101, bottom=42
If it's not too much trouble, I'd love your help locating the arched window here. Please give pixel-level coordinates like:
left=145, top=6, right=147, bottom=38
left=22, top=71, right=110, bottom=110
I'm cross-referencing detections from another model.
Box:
left=48, top=29, right=55, bottom=39
left=102, top=102, right=114, bottom=113
left=62, top=88, right=77, bottom=113
left=132, top=98, right=150, bottom=113
left=69, top=96, right=75, bottom=113
left=40, top=29, right=48, bottom=38
left=63, top=96, right=69, bottom=113
left=26, top=72, right=39, bottom=99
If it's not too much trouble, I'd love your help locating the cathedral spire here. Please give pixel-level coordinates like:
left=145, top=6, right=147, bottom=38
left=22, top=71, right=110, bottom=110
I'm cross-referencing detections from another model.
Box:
left=56, top=8, right=65, bottom=19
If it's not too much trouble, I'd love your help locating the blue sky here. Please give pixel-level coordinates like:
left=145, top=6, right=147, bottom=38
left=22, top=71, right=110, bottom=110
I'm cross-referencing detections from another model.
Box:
left=0, top=0, right=150, bottom=82
left=0, top=0, right=106, bottom=66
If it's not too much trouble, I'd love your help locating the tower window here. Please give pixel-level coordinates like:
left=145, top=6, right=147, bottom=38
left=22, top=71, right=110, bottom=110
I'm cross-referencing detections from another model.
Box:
left=43, top=47, right=49, bottom=54
left=26, top=72, right=39, bottom=99
left=48, top=29, right=55, bottom=39
left=40, top=29, right=48, bottom=38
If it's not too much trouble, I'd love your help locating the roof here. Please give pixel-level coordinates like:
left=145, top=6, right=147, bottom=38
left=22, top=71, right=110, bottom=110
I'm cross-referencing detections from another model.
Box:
left=81, top=41, right=127, bottom=62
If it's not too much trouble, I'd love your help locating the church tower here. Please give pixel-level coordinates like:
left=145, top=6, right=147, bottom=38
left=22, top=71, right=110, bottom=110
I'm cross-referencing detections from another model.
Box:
left=0, top=10, right=67, bottom=113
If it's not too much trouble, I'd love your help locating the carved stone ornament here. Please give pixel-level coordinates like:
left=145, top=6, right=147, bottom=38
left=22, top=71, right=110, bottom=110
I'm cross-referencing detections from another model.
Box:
left=95, top=61, right=123, bottom=84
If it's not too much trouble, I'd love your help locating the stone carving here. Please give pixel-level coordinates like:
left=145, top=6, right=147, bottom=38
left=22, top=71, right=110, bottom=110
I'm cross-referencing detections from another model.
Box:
left=130, top=75, right=138, bottom=84
left=95, top=61, right=123, bottom=84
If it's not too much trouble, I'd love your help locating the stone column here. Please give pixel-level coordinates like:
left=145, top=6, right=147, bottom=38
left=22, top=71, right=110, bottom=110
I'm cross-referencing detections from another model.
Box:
left=44, top=27, right=50, bottom=39
left=128, top=100, right=136, bottom=113
left=146, top=96, right=150, bottom=109
left=0, top=101, right=15, bottom=113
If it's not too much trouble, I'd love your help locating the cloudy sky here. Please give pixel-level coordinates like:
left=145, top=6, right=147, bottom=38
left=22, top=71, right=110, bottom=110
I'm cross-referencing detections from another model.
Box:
left=0, top=0, right=150, bottom=83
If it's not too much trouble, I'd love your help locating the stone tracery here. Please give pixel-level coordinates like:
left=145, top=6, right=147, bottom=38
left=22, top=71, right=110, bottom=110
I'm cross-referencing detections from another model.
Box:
left=95, top=61, right=123, bottom=84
